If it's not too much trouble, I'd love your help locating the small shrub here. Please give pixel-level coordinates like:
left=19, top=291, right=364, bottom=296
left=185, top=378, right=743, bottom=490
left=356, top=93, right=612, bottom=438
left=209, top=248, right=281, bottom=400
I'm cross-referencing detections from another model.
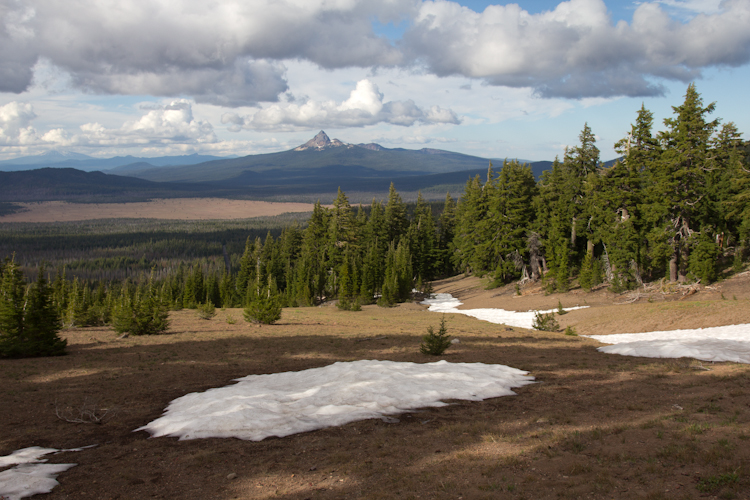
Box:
left=564, top=326, right=577, bottom=336
left=532, top=311, right=560, bottom=332
left=420, top=315, right=451, bottom=355
left=337, top=296, right=362, bottom=311
left=196, top=301, right=216, bottom=320
left=557, top=300, right=567, bottom=315
left=225, top=314, right=236, bottom=325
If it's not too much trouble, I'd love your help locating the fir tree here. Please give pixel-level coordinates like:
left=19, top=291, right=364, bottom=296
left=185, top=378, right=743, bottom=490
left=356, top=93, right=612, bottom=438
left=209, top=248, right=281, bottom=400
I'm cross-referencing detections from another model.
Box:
left=244, top=275, right=282, bottom=324
left=420, top=315, right=452, bottom=355
left=652, top=84, right=719, bottom=281
left=1, top=261, right=66, bottom=358
left=384, top=182, right=408, bottom=244
left=113, top=273, right=170, bottom=336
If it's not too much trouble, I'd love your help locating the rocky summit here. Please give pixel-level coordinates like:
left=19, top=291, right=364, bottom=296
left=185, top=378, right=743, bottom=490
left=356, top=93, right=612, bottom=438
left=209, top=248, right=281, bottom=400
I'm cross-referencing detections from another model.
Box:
left=293, top=131, right=349, bottom=151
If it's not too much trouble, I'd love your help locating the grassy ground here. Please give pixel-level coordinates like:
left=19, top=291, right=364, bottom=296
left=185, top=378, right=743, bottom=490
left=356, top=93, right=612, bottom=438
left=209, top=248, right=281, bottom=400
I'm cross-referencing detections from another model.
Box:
left=2, top=274, right=750, bottom=499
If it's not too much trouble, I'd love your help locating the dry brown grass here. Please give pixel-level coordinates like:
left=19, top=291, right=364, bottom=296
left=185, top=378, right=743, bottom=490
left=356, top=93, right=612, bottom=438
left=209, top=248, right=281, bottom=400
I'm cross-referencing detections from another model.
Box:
left=0, top=198, right=317, bottom=223
left=2, top=275, right=750, bottom=499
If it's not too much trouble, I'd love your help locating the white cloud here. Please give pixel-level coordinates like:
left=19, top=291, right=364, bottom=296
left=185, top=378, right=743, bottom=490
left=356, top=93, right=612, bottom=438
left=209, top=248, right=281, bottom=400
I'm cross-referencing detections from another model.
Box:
left=221, top=79, right=460, bottom=131
left=44, top=100, right=218, bottom=147
left=1, top=0, right=749, bottom=103
left=0, top=101, right=37, bottom=145
left=402, top=0, right=750, bottom=98
left=0, top=99, right=217, bottom=151
left=0, top=0, right=414, bottom=105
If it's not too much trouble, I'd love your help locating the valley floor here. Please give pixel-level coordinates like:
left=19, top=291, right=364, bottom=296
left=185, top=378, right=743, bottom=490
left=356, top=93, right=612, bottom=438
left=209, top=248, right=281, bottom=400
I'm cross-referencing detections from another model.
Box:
left=0, top=198, right=317, bottom=223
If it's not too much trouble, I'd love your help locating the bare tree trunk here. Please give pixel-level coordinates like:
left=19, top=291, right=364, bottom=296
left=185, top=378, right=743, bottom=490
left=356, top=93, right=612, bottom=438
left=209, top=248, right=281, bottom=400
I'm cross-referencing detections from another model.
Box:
left=602, top=243, right=614, bottom=282
left=678, top=240, right=689, bottom=282
left=669, top=249, right=678, bottom=282
left=571, top=217, right=577, bottom=247
left=586, top=239, right=594, bottom=255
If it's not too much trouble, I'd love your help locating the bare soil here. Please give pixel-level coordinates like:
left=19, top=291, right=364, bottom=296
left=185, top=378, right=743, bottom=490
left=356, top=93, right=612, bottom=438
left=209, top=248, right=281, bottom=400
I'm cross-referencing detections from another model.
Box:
left=0, top=199, right=317, bottom=223
left=2, top=273, right=750, bottom=499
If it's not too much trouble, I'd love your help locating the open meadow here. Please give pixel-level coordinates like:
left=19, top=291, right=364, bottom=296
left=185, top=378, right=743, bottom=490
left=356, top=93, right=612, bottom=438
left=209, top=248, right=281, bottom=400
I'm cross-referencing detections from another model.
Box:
left=2, top=274, right=750, bottom=499
left=0, top=199, right=318, bottom=223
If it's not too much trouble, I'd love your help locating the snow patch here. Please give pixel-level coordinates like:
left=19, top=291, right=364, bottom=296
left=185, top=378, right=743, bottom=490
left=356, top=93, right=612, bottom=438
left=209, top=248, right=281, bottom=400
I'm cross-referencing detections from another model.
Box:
left=138, top=359, right=534, bottom=441
left=586, top=324, right=750, bottom=363
left=0, top=447, right=81, bottom=500
left=421, top=293, right=587, bottom=329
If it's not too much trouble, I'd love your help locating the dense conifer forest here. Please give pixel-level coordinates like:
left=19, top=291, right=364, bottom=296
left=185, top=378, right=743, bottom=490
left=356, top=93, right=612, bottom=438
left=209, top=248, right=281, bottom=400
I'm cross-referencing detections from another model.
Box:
left=1, top=84, right=749, bottom=356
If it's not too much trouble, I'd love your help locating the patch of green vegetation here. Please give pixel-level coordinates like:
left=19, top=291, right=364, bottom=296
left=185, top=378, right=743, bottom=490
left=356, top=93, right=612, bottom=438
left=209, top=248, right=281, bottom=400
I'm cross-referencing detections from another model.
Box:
left=532, top=312, right=559, bottom=331
left=697, top=472, right=739, bottom=493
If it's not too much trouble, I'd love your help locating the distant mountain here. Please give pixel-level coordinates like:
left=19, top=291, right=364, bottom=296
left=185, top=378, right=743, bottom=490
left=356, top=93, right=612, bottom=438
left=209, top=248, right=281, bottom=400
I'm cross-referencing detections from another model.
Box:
left=0, top=150, right=94, bottom=166
left=0, top=168, right=220, bottom=203
left=126, top=131, right=497, bottom=184
left=0, top=153, right=236, bottom=172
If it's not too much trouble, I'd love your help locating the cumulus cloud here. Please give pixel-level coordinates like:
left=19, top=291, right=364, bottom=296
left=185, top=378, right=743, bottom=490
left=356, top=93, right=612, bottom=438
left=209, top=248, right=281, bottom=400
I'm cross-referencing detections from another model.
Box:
left=221, top=79, right=460, bottom=131
left=402, top=0, right=750, bottom=98
left=0, top=0, right=413, bottom=104
left=2, top=0, right=749, bottom=103
left=0, top=101, right=37, bottom=145
left=0, top=100, right=217, bottom=149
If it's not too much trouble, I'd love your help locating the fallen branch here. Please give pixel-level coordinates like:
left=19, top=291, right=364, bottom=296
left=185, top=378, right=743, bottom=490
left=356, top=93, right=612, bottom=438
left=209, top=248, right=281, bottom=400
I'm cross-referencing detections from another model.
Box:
left=55, top=399, right=117, bottom=425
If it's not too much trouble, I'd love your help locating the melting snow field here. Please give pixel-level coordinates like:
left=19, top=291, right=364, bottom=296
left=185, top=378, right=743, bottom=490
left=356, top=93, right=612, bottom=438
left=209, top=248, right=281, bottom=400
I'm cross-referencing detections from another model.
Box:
left=138, top=360, right=534, bottom=441
left=422, top=293, right=750, bottom=364
left=586, top=325, right=750, bottom=364
left=0, top=447, right=79, bottom=500
left=421, top=293, right=588, bottom=329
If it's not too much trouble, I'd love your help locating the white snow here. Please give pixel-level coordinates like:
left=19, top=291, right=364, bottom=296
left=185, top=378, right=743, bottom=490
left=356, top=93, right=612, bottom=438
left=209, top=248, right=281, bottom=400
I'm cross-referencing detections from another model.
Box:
left=422, top=293, right=750, bottom=364
left=0, top=448, right=58, bottom=468
left=0, top=447, right=77, bottom=500
left=421, top=293, right=587, bottom=329
left=586, top=324, right=750, bottom=363
left=138, top=359, right=534, bottom=441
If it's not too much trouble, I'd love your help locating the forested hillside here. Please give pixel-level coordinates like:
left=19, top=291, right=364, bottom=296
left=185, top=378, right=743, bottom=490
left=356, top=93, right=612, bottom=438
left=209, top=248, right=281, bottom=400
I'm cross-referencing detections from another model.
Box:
left=1, top=85, right=748, bottom=354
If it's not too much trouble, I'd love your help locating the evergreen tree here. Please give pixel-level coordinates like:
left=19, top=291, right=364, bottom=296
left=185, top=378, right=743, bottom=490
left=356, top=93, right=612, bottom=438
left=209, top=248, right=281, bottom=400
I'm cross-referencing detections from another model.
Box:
left=651, top=84, right=719, bottom=281
left=453, top=174, right=489, bottom=273
left=244, top=275, right=282, bottom=324
left=295, top=201, right=329, bottom=304
left=420, top=315, right=452, bottom=356
left=407, top=192, right=438, bottom=284
left=384, top=182, right=408, bottom=244
left=0, top=256, right=27, bottom=356
left=113, top=273, right=170, bottom=336
left=1, top=260, right=66, bottom=357
left=436, top=193, right=457, bottom=276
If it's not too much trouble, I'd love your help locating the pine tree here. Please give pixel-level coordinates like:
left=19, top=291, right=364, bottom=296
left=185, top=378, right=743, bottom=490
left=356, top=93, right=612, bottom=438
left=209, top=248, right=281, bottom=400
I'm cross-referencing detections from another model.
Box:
left=453, top=175, right=489, bottom=273
left=436, top=193, right=457, bottom=276
left=384, top=183, right=408, bottom=244
left=295, top=201, right=329, bottom=304
left=420, top=315, right=452, bottom=356
left=0, top=256, right=28, bottom=356
left=244, top=275, right=282, bottom=324
left=113, top=273, right=170, bottom=336
left=407, top=192, right=438, bottom=284
left=651, top=84, right=719, bottom=281
left=1, top=261, right=66, bottom=358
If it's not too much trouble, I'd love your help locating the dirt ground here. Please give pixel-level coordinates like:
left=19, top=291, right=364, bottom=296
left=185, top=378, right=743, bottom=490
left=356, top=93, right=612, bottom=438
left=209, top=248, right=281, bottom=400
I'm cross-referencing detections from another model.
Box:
left=2, top=273, right=750, bottom=499
left=0, top=199, right=317, bottom=223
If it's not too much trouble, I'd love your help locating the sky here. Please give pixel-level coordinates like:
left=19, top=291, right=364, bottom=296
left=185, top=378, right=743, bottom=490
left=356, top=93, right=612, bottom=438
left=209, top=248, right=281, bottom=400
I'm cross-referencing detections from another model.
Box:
left=1, top=0, right=749, bottom=162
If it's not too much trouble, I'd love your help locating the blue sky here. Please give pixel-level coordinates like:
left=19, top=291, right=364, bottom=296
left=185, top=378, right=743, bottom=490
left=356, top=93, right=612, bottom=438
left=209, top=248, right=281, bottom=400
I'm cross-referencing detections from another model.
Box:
left=1, top=0, right=748, bottom=162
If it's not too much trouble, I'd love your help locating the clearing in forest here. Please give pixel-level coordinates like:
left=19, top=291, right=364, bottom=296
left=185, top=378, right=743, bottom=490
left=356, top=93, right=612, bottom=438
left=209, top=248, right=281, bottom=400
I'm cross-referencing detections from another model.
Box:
left=0, top=198, right=317, bottom=223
